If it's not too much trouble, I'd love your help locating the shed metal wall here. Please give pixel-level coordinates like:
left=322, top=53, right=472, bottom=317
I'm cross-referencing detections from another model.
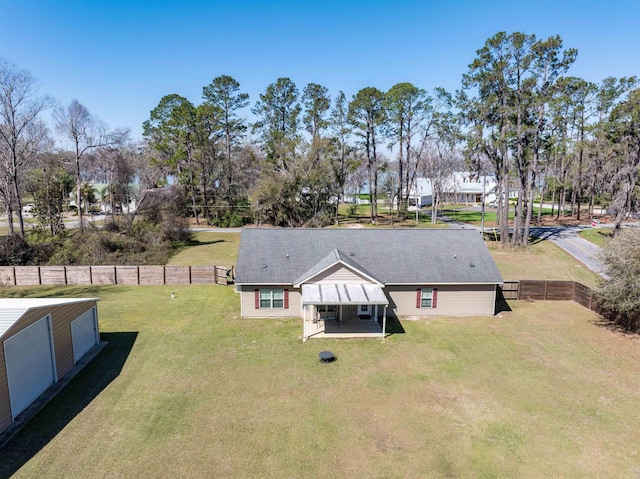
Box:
left=0, top=300, right=98, bottom=434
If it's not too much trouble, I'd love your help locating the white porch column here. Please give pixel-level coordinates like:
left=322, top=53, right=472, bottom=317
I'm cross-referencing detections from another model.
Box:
left=374, top=304, right=378, bottom=322
left=303, top=304, right=307, bottom=342
left=382, top=305, right=387, bottom=339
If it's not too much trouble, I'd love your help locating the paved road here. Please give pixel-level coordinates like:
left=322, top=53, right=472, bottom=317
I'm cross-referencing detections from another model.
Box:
left=529, top=225, right=605, bottom=275
left=438, top=212, right=608, bottom=276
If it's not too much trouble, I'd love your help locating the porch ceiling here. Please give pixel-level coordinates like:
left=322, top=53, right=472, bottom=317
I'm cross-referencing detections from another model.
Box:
left=301, top=284, right=388, bottom=305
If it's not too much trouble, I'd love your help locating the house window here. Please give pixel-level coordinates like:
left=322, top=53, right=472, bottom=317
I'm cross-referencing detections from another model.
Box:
left=360, top=304, right=369, bottom=312
left=417, top=288, right=438, bottom=308
left=421, top=289, right=433, bottom=308
left=259, top=289, right=284, bottom=309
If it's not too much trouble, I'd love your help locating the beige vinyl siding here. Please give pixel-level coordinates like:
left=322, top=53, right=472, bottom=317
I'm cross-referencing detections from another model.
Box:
left=240, top=286, right=301, bottom=318
left=306, top=264, right=373, bottom=285
left=387, top=284, right=497, bottom=317
left=0, top=300, right=97, bottom=434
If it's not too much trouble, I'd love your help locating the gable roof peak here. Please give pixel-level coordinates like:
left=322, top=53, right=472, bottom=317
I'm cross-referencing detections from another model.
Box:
left=293, top=247, right=381, bottom=286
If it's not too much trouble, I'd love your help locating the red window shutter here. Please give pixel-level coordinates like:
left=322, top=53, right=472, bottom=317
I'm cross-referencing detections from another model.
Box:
left=432, top=288, right=438, bottom=308
left=284, top=289, right=289, bottom=309
left=255, top=289, right=260, bottom=309
left=416, top=289, right=421, bottom=308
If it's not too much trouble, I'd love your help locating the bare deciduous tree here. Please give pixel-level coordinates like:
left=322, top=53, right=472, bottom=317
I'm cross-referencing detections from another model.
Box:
left=0, top=58, right=55, bottom=236
left=54, top=100, right=124, bottom=231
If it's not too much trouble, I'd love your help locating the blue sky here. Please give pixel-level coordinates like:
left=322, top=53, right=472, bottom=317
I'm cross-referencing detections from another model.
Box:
left=1, top=0, right=639, bottom=141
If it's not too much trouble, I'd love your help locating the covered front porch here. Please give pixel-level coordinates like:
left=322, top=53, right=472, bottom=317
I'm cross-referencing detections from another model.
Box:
left=301, top=284, right=389, bottom=341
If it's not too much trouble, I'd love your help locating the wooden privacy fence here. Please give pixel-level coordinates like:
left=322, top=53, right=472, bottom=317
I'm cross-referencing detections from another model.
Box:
left=500, top=279, right=637, bottom=331
left=0, top=265, right=233, bottom=287
left=501, top=280, right=597, bottom=308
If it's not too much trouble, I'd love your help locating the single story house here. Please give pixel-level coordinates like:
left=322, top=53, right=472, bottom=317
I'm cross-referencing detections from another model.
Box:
left=407, top=173, right=499, bottom=207
left=235, top=228, right=503, bottom=341
left=0, top=298, right=100, bottom=434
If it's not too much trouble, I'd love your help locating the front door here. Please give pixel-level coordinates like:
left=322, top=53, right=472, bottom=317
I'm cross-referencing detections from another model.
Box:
left=357, top=304, right=370, bottom=317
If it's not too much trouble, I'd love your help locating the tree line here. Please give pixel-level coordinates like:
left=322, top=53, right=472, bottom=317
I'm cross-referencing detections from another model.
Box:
left=1, top=31, right=638, bottom=247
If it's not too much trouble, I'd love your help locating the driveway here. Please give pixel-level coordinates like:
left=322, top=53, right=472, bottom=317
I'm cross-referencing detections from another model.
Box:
left=529, top=225, right=605, bottom=276
left=435, top=208, right=607, bottom=276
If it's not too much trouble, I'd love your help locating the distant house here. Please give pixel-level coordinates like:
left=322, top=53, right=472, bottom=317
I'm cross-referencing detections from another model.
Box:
left=69, top=183, right=138, bottom=214
left=408, top=173, right=498, bottom=207
left=0, top=298, right=100, bottom=435
left=235, top=228, right=503, bottom=341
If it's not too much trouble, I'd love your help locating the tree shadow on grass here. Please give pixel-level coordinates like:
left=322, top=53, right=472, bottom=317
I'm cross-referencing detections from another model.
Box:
left=185, top=239, right=226, bottom=247
left=0, top=332, right=138, bottom=479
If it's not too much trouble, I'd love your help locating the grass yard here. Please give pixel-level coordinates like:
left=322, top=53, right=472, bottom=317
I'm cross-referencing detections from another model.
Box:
left=441, top=205, right=556, bottom=226
left=580, top=227, right=613, bottom=247
left=335, top=203, right=447, bottom=227
left=487, top=240, right=601, bottom=288
left=1, top=285, right=639, bottom=478
left=168, top=232, right=240, bottom=268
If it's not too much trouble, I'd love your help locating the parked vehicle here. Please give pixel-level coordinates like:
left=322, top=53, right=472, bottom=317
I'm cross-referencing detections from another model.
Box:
left=22, top=203, right=35, bottom=214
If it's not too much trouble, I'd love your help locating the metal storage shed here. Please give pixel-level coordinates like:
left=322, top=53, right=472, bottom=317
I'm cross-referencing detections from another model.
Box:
left=0, top=298, right=99, bottom=434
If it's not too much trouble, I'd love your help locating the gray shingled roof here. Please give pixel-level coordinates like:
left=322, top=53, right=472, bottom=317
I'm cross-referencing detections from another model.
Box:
left=293, top=248, right=382, bottom=286
left=235, top=228, right=503, bottom=285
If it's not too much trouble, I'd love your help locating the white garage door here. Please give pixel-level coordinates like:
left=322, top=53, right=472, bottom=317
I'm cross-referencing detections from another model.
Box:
left=4, top=315, right=57, bottom=420
left=71, top=307, right=98, bottom=363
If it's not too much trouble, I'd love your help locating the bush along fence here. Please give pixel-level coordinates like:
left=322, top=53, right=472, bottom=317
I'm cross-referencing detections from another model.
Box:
left=0, top=265, right=234, bottom=286
left=501, top=280, right=638, bottom=332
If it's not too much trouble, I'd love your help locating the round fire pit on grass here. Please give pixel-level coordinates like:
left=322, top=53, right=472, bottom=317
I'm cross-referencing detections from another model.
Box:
left=319, top=351, right=336, bottom=363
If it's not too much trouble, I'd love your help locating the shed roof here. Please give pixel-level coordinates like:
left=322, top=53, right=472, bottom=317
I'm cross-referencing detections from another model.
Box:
left=0, top=298, right=98, bottom=339
left=235, top=228, right=503, bottom=286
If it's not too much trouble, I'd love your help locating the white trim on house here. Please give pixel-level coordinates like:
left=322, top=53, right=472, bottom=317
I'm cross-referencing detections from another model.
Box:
left=301, top=284, right=388, bottom=306
left=294, top=260, right=383, bottom=288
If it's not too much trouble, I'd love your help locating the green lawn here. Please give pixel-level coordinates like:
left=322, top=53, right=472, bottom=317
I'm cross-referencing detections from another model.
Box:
left=487, top=240, right=602, bottom=288
left=168, top=232, right=240, bottom=268
left=441, top=205, right=554, bottom=225
left=580, top=227, right=613, bottom=247
left=335, top=203, right=448, bottom=227
left=0, top=285, right=638, bottom=478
